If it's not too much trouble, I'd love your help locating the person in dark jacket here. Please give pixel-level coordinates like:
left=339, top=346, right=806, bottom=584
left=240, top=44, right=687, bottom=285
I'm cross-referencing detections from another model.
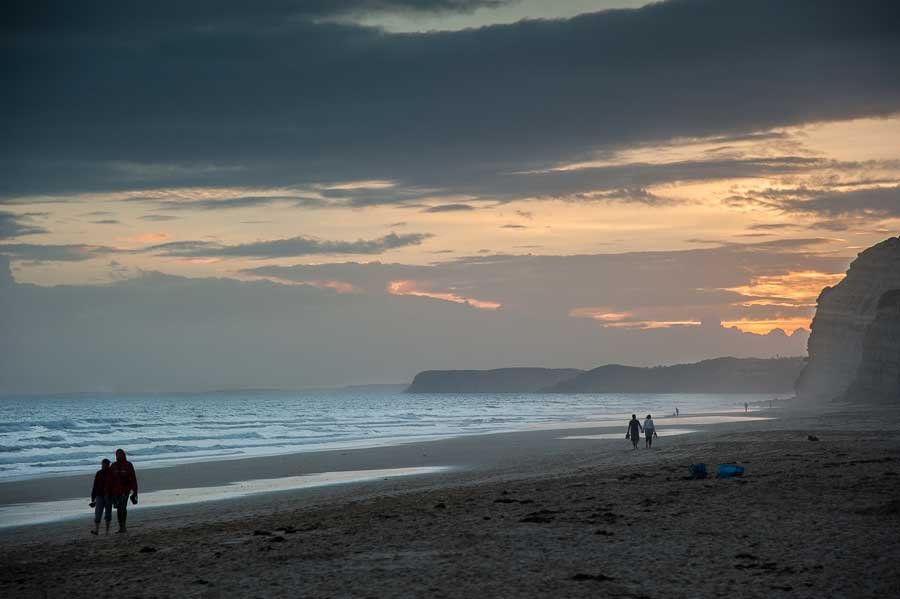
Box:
left=626, top=414, right=643, bottom=450
left=108, top=448, right=138, bottom=533
left=89, top=458, right=112, bottom=535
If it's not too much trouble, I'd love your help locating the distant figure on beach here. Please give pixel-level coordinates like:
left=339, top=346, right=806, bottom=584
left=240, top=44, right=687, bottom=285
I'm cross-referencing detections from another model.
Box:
left=744, top=401, right=749, bottom=414
left=108, top=448, right=138, bottom=533
left=89, top=458, right=111, bottom=535
left=675, top=407, right=680, bottom=417
left=626, top=414, right=643, bottom=450
left=643, top=414, right=658, bottom=448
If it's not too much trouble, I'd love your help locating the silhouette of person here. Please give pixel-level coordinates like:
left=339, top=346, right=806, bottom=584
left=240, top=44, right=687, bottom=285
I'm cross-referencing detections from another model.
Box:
left=626, top=414, right=643, bottom=450
left=675, top=406, right=680, bottom=417
left=643, top=414, right=658, bottom=448
left=89, top=458, right=112, bottom=535
left=108, top=448, right=138, bottom=533
left=744, top=401, right=749, bottom=414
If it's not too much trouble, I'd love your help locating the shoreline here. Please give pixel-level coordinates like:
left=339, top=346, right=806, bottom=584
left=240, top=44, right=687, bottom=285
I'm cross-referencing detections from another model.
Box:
left=2, top=402, right=898, bottom=597
left=0, top=410, right=771, bottom=510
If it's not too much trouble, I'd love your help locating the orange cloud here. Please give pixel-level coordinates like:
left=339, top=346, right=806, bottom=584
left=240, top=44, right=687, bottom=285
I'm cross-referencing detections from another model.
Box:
left=569, top=307, right=700, bottom=329
left=388, top=280, right=500, bottom=310
left=725, top=270, right=845, bottom=305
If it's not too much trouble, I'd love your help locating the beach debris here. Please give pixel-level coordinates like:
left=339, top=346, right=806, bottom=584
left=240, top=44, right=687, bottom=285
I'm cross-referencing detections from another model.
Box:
left=594, top=529, right=614, bottom=536
left=716, top=464, right=745, bottom=478
left=253, top=529, right=271, bottom=536
left=433, top=502, right=447, bottom=509
left=193, top=579, right=210, bottom=585
left=808, top=435, right=820, bottom=441
left=268, top=536, right=286, bottom=543
left=138, top=546, right=157, bottom=553
left=570, top=573, right=615, bottom=582
left=279, top=525, right=299, bottom=533
left=688, top=463, right=708, bottom=479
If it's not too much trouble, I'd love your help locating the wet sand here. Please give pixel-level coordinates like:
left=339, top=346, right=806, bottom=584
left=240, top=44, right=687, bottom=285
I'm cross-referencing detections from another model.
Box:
left=2, top=406, right=899, bottom=598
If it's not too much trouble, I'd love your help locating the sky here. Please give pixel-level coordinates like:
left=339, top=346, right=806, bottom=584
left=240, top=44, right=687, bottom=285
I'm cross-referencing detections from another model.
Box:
left=2, top=0, right=899, bottom=392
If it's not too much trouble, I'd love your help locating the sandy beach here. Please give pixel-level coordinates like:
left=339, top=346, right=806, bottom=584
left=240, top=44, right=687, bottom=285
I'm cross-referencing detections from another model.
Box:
left=2, top=405, right=899, bottom=598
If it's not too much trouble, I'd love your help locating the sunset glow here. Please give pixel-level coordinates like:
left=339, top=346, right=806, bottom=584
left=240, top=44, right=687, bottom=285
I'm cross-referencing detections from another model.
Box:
left=388, top=280, right=502, bottom=310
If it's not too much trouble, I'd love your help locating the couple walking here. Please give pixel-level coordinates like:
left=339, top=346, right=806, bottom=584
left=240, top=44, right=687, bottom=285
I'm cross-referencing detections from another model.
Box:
left=89, top=448, right=139, bottom=535
left=626, top=414, right=657, bottom=449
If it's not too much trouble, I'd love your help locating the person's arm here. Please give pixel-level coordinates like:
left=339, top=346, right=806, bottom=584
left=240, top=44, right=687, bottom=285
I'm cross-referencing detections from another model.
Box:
left=91, top=472, right=99, bottom=502
left=130, top=463, right=138, bottom=495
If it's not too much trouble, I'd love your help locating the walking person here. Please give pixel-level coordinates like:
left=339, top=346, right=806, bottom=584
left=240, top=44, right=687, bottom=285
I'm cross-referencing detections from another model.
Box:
left=89, top=458, right=112, bottom=535
left=626, top=414, right=643, bottom=450
left=643, top=414, right=658, bottom=448
left=108, top=448, right=138, bottom=533
left=744, top=401, right=749, bottom=414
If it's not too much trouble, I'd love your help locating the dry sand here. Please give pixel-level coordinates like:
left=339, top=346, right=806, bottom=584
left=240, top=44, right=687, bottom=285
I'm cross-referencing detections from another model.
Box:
left=2, top=405, right=899, bottom=598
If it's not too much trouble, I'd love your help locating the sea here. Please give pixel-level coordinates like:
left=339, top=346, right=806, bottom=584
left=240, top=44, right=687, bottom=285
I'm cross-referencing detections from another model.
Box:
left=0, top=390, right=774, bottom=481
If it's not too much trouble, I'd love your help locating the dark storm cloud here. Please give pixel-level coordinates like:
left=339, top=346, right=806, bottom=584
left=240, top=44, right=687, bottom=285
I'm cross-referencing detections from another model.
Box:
left=4, top=0, right=509, bottom=33
left=0, top=211, right=47, bottom=239
left=3, top=0, right=899, bottom=199
left=779, top=185, right=900, bottom=218
left=144, top=232, right=433, bottom=258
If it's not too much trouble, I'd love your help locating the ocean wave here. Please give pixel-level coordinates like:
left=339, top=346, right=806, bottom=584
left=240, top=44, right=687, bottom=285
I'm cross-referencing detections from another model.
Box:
left=0, top=419, right=81, bottom=433
left=0, top=431, right=269, bottom=453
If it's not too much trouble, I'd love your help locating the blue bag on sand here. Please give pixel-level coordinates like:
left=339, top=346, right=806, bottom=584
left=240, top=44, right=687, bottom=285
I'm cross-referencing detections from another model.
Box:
left=716, top=464, right=745, bottom=478
left=688, top=463, right=708, bottom=479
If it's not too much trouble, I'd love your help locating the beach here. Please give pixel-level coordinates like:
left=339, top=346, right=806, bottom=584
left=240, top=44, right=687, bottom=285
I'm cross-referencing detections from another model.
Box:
left=2, top=405, right=899, bottom=598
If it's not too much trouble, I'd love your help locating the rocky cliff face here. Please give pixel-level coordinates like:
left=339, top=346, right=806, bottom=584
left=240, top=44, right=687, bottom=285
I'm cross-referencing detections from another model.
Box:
left=846, top=289, right=900, bottom=401
left=796, top=237, right=900, bottom=400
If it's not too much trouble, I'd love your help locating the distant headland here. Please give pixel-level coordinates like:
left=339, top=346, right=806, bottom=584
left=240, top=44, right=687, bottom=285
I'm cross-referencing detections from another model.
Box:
left=407, top=357, right=805, bottom=394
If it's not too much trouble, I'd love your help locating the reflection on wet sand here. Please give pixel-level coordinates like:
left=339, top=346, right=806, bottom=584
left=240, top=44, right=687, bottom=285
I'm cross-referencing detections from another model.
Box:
left=0, top=467, right=450, bottom=528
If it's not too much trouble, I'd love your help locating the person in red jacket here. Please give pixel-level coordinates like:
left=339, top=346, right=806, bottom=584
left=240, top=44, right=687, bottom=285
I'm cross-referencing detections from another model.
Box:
left=89, top=458, right=112, bottom=535
left=108, top=448, right=138, bottom=533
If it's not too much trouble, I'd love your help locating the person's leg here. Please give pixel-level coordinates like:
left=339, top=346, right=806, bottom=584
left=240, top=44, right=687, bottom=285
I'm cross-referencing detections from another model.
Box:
left=103, top=497, right=112, bottom=534
left=116, top=495, right=128, bottom=532
left=92, top=501, right=102, bottom=534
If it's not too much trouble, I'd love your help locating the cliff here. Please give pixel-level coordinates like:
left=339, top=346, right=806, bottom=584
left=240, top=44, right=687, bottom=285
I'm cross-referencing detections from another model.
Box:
left=796, top=237, right=900, bottom=400
left=845, top=289, right=900, bottom=401
left=544, top=357, right=804, bottom=394
left=406, top=368, right=584, bottom=393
